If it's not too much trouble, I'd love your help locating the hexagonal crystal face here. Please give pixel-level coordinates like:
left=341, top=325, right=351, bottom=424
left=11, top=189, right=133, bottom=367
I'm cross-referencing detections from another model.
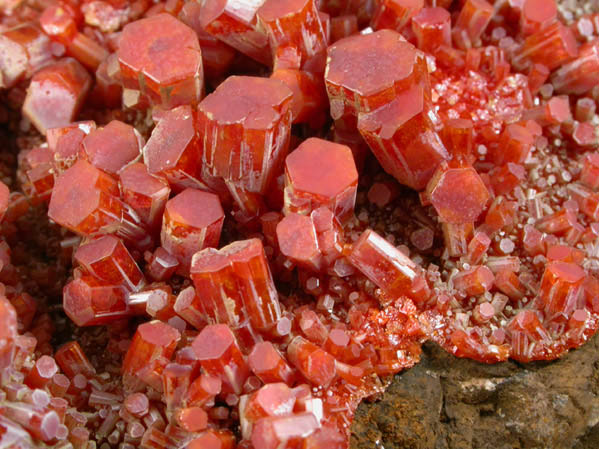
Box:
left=284, top=137, right=358, bottom=222
left=427, top=163, right=490, bottom=224
left=161, top=188, right=224, bottom=274
left=118, top=13, right=203, bottom=108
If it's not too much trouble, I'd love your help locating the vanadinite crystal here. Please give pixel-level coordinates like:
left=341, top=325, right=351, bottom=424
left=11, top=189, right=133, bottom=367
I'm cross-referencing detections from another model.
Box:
left=197, top=75, right=293, bottom=216
left=161, top=188, right=224, bottom=274
left=4, top=0, right=599, bottom=448
left=284, top=137, right=358, bottom=222
left=22, top=58, right=92, bottom=134
left=117, top=13, right=203, bottom=108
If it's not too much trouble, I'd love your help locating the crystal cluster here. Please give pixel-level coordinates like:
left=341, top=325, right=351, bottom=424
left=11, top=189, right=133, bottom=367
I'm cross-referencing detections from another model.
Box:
left=1, top=0, right=599, bottom=447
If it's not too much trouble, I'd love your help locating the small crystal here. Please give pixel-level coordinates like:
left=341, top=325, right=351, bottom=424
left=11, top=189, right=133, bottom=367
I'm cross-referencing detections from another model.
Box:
left=427, top=163, right=490, bottom=224
left=371, top=0, right=424, bottom=32
left=200, top=0, right=270, bottom=65
left=284, top=137, right=358, bottom=222
left=63, top=275, right=130, bottom=326
left=74, top=235, right=145, bottom=291
left=192, top=324, right=250, bottom=395
left=452, top=0, right=494, bottom=49
left=81, top=120, right=143, bottom=174
left=412, top=7, right=451, bottom=53
left=277, top=213, right=323, bottom=271
left=257, top=0, right=327, bottom=66
left=248, top=342, right=294, bottom=385
left=512, top=21, right=578, bottom=71
left=520, top=0, right=557, bottom=35
left=350, top=229, right=429, bottom=301
left=123, top=320, right=181, bottom=391
left=287, top=336, right=336, bottom=387
left=161, top=188, right=224, bottom=274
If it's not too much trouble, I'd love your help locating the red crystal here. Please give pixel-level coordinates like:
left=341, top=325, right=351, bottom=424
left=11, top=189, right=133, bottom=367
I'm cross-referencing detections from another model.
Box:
left=192, top=324, right=250, bottom=394
left=248, top=342, right=294, bottom=385
left=277, top=213, right=323, bottom=271
left=161, top=188, right=224, bottom=274
left=512, top=21, right=578, bottom=71
left=325, top=29, right=429, bottom=122
left=552, top=40, right=599, bottom=95
left=0, top=24, right=53, bottom=89
left=22, top=58, right=92, bottom=134
left=284, top=137, right=358, bottom=222
left=119, top=163, right=171, bottom=231
left=538, top=261, right=585, bottom=318
left=426, top=162, right=490, bottom=224
left=287, top=336, right=336, bottom=387
left=142, top=105, right=208, bottom=192
left=371, top=0, right=424, bottom=32
left=257, top=0, right=328, bottom=67
left=63, top=275, right=130, bottom=326
left=349, top=229, right=428, bottom=302
left=452, top=0, right=494, bottom=49
left=118, top=13, right=203, bottom=108
left=412, top=7, right=451, bottom=54
left=122, top=320, right=181, bottom=391
left=520, top=0, right=557, bottom=36
left=200, top=0, right=270, bottom=65
left=197, top=76, right=293, bottom=216
left=74, top=235, right=145, bottom=291
left=358, top=84, right=449, bottom=190
left=0, top=295, right=17, bottom=373
left=48, top=160, right=122, bottom=236
left=81, top=120, right=143, bottom=174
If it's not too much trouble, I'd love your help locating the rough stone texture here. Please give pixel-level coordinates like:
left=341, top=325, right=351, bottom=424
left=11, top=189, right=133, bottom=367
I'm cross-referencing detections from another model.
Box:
left=351, top=335, right=599, bottom=449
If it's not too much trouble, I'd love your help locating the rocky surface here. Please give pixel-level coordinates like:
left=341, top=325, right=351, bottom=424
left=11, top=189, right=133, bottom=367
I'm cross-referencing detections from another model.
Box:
left=352, top=335, right=599, bottom=449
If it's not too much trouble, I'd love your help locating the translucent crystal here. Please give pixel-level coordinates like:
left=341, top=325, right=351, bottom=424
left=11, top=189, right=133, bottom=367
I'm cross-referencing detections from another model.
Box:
left=257, top=0, right=327, bottom=66
left=191, top=238, right=281, bottom=333
left=200, top=0, right=271, bottom=65
left=22, top=58, right=92, bottom=134
left=118, top=13, right=203, bottom=108
left=197, top=76, right=293, bottom=216
left=426, top=163, right=490, bottom=224
left=74, top=235, right=145, bottom=291
left=192, top=324, right=250, bottom=394
left=284, top=137, right=358, bottom=222
left=161, top=188, right=224, bottom=274
left=358, top=84, right=449, bottom=190
left=371, top=0, right=423, bottom=32
left=81, top=120, right=143, bottom=174
left=122, top=320, right=181, bottom=391
left=287, top=336, right=336, bottom=387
